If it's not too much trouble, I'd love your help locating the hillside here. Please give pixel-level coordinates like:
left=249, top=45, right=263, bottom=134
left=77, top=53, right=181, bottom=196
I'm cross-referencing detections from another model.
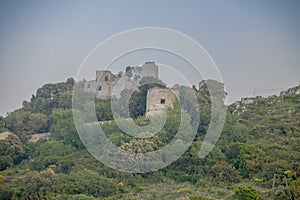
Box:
left=0, top=79, right=299, bottom=200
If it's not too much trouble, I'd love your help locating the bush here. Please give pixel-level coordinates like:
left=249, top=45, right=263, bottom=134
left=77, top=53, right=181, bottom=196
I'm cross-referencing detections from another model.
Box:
left=0, top=186, right=13, bottom=200
left=234, top=185, right=260, bottom=200
left=190, top=194, right=214, bottom=200
left=65, top=169, right=119, bottom=197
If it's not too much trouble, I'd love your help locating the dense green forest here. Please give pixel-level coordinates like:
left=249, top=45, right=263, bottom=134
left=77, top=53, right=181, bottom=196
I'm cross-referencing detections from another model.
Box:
left=0, top=78, right=299, bottom=200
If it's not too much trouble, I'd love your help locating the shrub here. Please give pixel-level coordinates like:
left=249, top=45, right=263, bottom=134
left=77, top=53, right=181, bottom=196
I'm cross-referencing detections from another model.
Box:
left=234, top=185, right=260, bottom=200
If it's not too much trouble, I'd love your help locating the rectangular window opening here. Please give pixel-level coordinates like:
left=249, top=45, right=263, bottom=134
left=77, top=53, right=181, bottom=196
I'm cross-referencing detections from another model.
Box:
left=160, top=99, right=166, bottom=104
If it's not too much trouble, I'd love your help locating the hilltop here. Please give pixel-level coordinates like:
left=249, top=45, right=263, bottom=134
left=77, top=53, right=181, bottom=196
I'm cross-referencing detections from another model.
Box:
left=0, top=78, right=299, bottom=200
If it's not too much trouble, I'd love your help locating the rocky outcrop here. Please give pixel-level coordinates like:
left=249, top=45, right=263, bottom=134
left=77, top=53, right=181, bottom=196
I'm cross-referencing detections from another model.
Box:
left=280, top=84, right=300, bottom=96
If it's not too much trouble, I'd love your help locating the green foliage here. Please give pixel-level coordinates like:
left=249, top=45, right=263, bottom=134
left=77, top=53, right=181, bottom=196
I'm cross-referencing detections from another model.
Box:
left=202, top=146, right=226, bottom=166
left=0, top=78, right=299, bottom=199
left=157, top=100, right=181, bottom=144
left=289, top=177, right=300, bottom=199
left=56, top=194, right=96, bottom=200
left=121, top=135, right=161, bottom=153
left=0, top=134, right=23, bottom=170
left=24, top=78, right=74, bottom=115
left=95, top=100, right=113, bottom=121
left=0, top=156, right=13, bottom=171
left=222, top=123, right=248, bottom=143
left=232, top=144, right=270, bottom=178
left=209, top=161, right=239, bottom=183
left=0, top=185, right=13, bottom=200
left=234, top=185, right=260, bottom=200
left=64, top=168, right=119, bottom=197
left=0, top=117, right=7, bottom=132
left=198, top=106, right=211, bottom=135
left=20, top=168, right=60, bottom=199
left=5, top=110, right=48, bottom=141
left=49, top=109, right=83, bottom=149
left=39, top=140, right=73, bottom=157
left=23, top=140, right=75, bottom=171
left=109, top=132, right=131, bottom=146
left=190, top=194, right=214, bottom=200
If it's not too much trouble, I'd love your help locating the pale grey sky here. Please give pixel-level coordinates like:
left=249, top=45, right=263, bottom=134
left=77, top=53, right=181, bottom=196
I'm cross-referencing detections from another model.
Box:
left=0, top=0, right=299, bottom=116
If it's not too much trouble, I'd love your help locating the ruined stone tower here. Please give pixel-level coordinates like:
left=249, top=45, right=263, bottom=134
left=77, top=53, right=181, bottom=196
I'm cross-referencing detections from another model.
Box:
left=141, top=62, right=158, bottom=79
left=95, top=70, right=120, bottom=100
left=146, top=88, right=179, bottom=116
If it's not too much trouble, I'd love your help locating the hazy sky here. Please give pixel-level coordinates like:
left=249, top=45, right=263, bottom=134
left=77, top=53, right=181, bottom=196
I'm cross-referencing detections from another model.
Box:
left=0, top=0, right=299, bottom=116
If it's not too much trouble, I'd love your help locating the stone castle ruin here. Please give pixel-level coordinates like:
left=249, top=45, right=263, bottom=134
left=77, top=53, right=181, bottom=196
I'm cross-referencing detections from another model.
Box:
left=83, top=62, right=158, bottom=100
left=82, top=62, right=226, bottom=116
left=82, top=62, right=180, bottom=116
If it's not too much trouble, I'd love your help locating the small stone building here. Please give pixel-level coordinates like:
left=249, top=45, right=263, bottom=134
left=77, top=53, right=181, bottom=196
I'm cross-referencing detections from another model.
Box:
left=146, top=88, right=179, bottom=116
